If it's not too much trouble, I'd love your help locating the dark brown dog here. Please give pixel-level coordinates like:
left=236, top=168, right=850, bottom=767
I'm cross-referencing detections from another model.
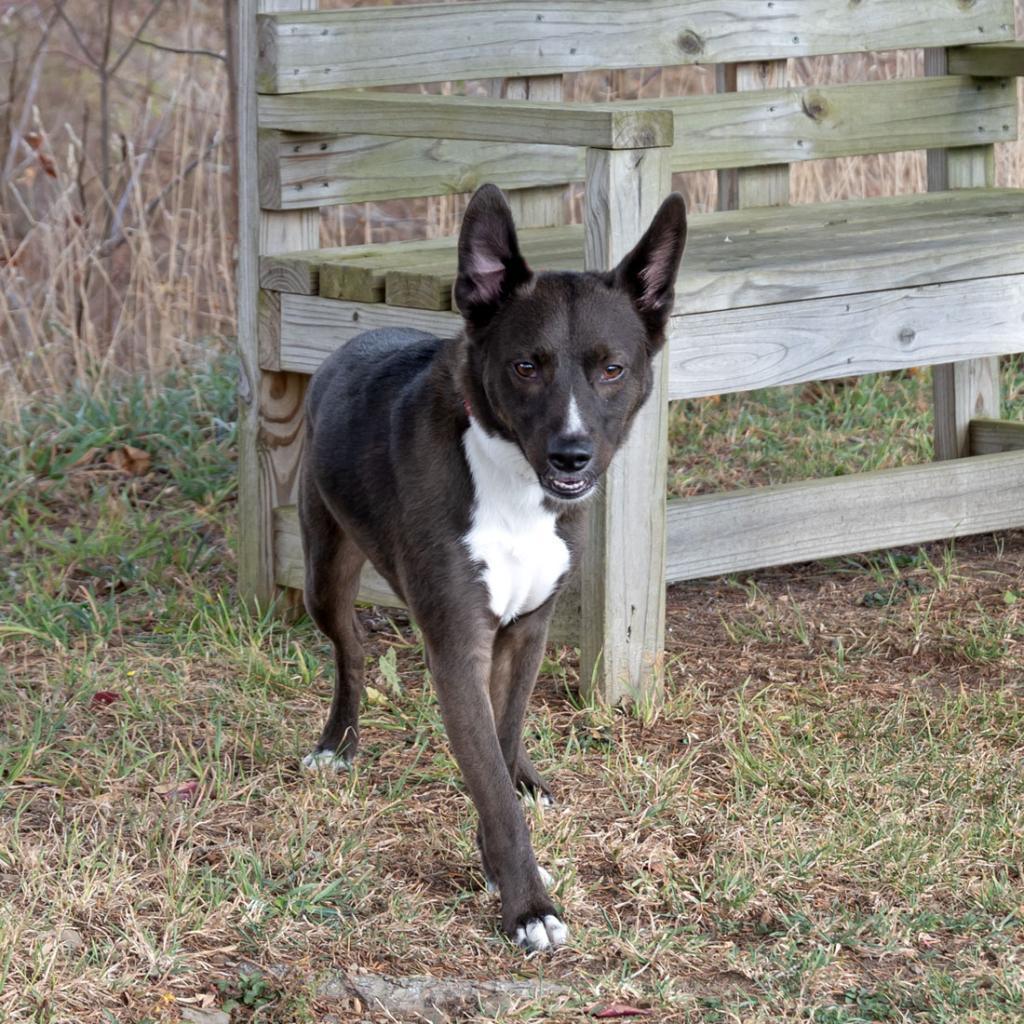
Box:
left=299, top=183, right=686, bottom=950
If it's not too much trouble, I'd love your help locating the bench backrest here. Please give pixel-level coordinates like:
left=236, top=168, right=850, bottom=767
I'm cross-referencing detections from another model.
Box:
left=255, top=0, right=1017, bottom=211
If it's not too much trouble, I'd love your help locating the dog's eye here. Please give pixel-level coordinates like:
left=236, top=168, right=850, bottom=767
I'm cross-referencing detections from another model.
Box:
left=601, top=364, right=624, bottom=382
left=513, top=361, right=538, bottom=380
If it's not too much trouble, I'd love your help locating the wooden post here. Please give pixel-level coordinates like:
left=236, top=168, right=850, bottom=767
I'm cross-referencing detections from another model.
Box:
left=237, top=0, right=320, bottom=608
left=925, top=48, right=1001, bottom=460
left=718, top=60, right=791, bottom=209
left=494, top=75, right=566, bottom=228
left=580, top=145, right=671, bottom=704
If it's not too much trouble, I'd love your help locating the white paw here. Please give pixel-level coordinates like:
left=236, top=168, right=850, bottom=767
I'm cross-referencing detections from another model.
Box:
left=301, top=749, right=351, bottom=773
left=514, top=914, right=569, bottom=952
left=485, top=865, right=554, bottom=894
left=522, top=790, right=555, bottom=810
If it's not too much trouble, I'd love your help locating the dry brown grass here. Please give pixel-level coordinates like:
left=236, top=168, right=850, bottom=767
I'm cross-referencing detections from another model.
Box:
left=2, top=2, right=1023, bottom=414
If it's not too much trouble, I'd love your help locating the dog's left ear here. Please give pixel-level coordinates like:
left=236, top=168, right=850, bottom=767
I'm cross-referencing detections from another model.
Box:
left=455, top=184, right=533, bottom=329
left=610, top=192, right=687, bottom=349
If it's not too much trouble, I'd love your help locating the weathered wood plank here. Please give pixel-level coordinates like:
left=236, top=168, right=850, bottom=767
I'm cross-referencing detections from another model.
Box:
left=264, top=189, right=1024, bottom=301
left=257, top=1, right=1014, bottom=92
left=949, top=41, right=1024, bottom=77
left=318, top=226, right=581, bottom=305
left=496, top=74, right=567, bottom=230
left=667, top=75, right=1015, bottom=173
left=258, top=77, right=1015, bottom=211
left=580, top=145, right=671, bottom=705
left=274, top=294, right=458, bottom=374
left=238, top=0, right=320, bottom=610
left=665, top=450, right=1024, bottom=582
left=259, top=91, right=673, bottom=149
left=666, top=274, right=1024, bottom=401
left=969, top=417, right=1024, bottom=454
left=735, top=60, right=790, bottom=208
left=273, top=505, right=581, bottom=642
left=927, top=48, right=1002, bottom=462
left=260, top=130, right=584, bottom=211
left=260, top=239, right=451, bottom=295
left=384, top=230, right=584, bottom=310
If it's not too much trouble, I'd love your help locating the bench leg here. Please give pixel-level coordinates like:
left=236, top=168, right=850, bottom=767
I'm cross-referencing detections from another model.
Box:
left=580, top=146, right=671, bottom=704
left=237, top=0, right=320, bottom=609
left=933, top=358, right=1001, bottom=460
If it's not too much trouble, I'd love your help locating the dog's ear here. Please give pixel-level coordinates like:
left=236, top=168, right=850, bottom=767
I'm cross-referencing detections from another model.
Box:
left=609, top=192, right=687, bottom=349
left=455, top=184, right=533, bottom=328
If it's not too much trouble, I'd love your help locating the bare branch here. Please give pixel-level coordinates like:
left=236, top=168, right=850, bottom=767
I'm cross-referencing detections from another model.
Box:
left=110, top=0, right=168, bottom=76
left=134, top=38, right=226, bottom=62
left=99, top=131, right=223, bottom=257
left=53, top=0, right=100, bottom=68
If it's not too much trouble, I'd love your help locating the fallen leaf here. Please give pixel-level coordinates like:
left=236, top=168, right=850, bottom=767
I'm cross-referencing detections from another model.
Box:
left=588, top=1004, right=652, bottom=1018
left=107, top=444, right=152, bottom=476
left=155, top=779, right=199, bottom=802
left=91, top=690, right=120, bottom=707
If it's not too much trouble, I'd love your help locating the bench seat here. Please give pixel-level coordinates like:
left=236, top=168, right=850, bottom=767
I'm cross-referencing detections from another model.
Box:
left=261, top=188, right=1024, bottom=397
left=263, top=189, right=1024, bottom=312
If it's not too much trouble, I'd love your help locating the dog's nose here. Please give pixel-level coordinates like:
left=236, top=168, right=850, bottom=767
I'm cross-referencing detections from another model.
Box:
left=547, top=436, right=593, bottom=473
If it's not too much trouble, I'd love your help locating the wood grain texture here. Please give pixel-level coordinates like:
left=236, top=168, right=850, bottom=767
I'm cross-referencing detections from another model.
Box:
left=665, top=450, right=1024, bottom=581
left=258, top=90, right=673, bottom=149
left=580, top=145, right=671, bottom=705
left=666, top=75, right=1016, bottom=173
left=257, top=77, right=1015, bottom=211
left=497, top=74, right=567, bottom=229
left=933, top=357, right=1002, bottom=459
left=275, top=294, right=458, bottom=374
left=949, top=41, right=1024, bottom=77
left=735, top=60, right=790, bottom=208
left=666, top=274, right=1024, bottom=400
left=257, top=1, right=1015, bottom=92
left=260, top=129, right=584, bottom=210
left=969, top=417, right=1024, bottom=454
left=927, top=47, right=1002, bottom=462
left=262, top=187, right=1024, bottom=305
left=238, top=0, right=320, bottom=609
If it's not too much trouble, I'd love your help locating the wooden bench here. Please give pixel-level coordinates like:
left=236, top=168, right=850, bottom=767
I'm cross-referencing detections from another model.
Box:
left=237, top=0, right=1024, bottom=703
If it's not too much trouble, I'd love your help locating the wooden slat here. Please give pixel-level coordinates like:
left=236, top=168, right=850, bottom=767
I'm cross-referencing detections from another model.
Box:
left=580, top=145, right=671, bottom=704
left=275, top=294, right=458, bottom=374
left=259, top=91, right=672, bottom=149
left=257, top=77, right=1015, bottom=211
left=318, top=226, right=580, bottom=305
left=666, top=274, right=1024, bottom=401
left=238, top=0, right=320, bottom=609
left=950, top=42, right=1024, bottom=77
left=259, top=130, right=584, bottom=211
left=679, top=189, right=1024, bottom=314
left=264, top=187, right=1024, bottom=301
left=498, top=74, right=568, bottom=229
left=969, top=417, right=1024, bottom=455
left=668, top=75, right=1016, bottom=173
left=735, top=60, right=790, bottom=208
left=273, top=505, right=581, bottom=642
left=927, top=47, right=1002, bottom=462
left=257, top=0, right=1014, bottom=92
left=665, top=450, right=1024, bottom=582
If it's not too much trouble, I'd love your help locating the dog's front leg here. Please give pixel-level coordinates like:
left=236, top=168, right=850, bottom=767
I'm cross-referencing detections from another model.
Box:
left=489, top=603, right=556, bottom=804
left=427, top=635, right=568, bottom=951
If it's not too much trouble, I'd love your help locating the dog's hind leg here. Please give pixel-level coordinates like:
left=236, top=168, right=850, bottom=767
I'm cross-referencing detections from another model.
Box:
left=489, top=603, right=556, bottom=806
left=299, top=469, right=367, bottom=772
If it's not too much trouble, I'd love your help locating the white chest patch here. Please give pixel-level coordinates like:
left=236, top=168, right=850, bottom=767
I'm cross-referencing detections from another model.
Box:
left=462, top=419, right=570, bottom=626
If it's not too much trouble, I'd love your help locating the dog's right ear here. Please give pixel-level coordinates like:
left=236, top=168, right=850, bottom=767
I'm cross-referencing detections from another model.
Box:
left=455, top=184, right=533, bottom=328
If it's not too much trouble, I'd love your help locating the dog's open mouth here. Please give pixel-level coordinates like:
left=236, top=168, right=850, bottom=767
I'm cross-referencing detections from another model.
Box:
left=542, top=474, right=595, bottom=501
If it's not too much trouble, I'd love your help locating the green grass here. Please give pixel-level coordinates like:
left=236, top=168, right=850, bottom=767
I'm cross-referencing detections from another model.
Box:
left=1, top=360, right=1023, bottom=1022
